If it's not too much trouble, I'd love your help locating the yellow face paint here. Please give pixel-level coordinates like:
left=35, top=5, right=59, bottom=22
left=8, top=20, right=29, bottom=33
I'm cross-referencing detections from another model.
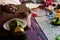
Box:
left=55, top=13, right=60, bottom=18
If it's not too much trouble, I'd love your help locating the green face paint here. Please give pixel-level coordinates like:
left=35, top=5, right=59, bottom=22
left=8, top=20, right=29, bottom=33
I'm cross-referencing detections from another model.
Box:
left=56, top=35, right=60, bottom=40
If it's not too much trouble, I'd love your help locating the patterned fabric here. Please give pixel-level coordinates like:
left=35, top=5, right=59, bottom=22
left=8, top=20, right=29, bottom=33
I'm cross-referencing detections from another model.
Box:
left=25, top=17, right=48, bottom=40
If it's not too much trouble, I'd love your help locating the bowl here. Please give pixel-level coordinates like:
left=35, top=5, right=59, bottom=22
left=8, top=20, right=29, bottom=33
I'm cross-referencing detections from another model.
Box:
left=3, top=18, right=27, bottom=31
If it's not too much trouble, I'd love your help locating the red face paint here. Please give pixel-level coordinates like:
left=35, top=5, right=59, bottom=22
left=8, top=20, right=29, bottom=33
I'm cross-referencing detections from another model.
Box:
left=46, top=0, right=52, bottom=7
left=38, top=5, right=45, bottom=10
left=32, top=13, right=38, bottom=17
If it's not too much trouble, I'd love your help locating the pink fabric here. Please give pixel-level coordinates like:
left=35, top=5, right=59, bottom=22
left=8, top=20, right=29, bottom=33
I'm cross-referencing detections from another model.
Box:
left=46, top=0, right=52, bottom=7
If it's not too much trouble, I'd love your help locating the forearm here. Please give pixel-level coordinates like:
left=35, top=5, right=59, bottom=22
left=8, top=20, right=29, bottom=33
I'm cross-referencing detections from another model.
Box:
left=27, top=14, right=31, bottom=27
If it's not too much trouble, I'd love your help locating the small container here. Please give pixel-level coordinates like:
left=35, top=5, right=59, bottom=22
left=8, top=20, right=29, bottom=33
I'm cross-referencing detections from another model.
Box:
left=3, top=18, right=27, bottom=31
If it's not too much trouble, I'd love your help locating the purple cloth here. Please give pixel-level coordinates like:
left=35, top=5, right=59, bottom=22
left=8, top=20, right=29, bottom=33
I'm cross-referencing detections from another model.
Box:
left=25, top=17, right=48, bottom=40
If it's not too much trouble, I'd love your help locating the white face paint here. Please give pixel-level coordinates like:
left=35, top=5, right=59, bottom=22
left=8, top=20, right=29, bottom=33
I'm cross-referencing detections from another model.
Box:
left=48, top=5, right=54, bottom=11
left=26, top=3, right=41, bottom=9
left=0, top=0, right=21, bottom=5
